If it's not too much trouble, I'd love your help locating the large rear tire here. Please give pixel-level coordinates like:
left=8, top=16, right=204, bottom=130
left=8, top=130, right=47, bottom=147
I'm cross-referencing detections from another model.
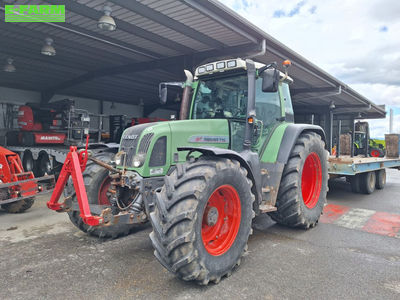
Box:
left=269, top=132, right=328, bottom=228
left=66, top=151, right=138, bottom=239
left=149, top=157, right=255, bottom=285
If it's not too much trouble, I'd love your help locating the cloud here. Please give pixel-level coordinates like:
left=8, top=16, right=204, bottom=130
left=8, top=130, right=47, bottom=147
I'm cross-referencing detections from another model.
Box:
left=379, top=25, right=388, bottom=32
left=219, top=0, right=400, bottom=133
left=349, top=83, right=400, bottom=107
left=368, top=113, right=400, bottom=138
left=369, top=1, right=400, bottom=21
left=273, top=1, right=307, bottom=18
left=273, top=10, right=286, bottom=18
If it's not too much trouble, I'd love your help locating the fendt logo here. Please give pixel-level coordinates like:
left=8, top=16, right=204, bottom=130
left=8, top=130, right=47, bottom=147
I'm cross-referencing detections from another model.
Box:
left=5, top=4, right=65, bottom=22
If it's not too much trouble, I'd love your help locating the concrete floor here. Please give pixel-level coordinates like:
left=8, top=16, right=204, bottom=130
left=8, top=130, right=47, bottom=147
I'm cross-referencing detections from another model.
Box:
left=1, top=170, right=400, bottom=300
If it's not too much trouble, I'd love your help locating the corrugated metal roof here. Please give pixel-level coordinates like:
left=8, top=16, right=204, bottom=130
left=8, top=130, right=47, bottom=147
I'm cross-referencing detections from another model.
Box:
left=0, top=0, right=385, bottom=119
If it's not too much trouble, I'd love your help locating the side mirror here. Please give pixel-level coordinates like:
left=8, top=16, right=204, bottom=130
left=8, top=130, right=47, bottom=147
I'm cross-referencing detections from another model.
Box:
left=261, top=68, right=279, bottom=92
left=159, top=81, right=185, bottom=104
left=159, top=83, right=168, bottom=104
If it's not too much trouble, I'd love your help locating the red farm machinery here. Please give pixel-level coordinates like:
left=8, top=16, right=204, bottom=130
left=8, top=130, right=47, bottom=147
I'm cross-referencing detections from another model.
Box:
left=0, top=146, right=54, bottom=213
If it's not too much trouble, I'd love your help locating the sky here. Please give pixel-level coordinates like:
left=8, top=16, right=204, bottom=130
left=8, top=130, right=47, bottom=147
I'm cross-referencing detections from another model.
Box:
left=220, top=0, right=400, bottom=138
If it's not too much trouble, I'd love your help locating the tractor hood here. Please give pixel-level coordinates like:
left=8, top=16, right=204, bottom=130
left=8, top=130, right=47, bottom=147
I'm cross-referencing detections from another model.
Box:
left=117, top=119, right=230, bottom=177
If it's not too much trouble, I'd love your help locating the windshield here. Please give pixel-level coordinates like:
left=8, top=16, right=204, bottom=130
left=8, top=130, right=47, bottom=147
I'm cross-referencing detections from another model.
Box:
left=191, top=72, right=284, bottom=152
left=192, top=74, right=248, bottom=119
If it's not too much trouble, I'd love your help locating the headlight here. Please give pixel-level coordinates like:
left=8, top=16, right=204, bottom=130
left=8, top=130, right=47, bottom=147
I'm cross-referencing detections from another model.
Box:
left=132, top=153, right=146, bottom=168
left=114, top=151, right=125, bottom=166
left=149, top=136, right=167, bottom=167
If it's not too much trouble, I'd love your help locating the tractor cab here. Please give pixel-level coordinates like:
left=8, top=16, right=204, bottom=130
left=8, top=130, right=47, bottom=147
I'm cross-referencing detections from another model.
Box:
left=189, top=58, right=294, bottom=153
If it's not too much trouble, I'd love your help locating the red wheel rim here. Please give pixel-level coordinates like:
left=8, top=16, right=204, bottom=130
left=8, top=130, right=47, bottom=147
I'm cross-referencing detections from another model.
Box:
left=371, top=150, right=380, bottom=157
left=301, top=152, right=322, bottom=209
left=201, top=185, right=241, bottom=256
left=98, top=177, right=111, bottom=205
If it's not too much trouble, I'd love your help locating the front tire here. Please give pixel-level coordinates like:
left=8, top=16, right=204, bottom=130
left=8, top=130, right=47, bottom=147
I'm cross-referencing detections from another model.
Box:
left=269, top=132, right=328, bottom=228
left=149, top=157, right=255, bottom=285
left=67, top=152, right=138, bottom=239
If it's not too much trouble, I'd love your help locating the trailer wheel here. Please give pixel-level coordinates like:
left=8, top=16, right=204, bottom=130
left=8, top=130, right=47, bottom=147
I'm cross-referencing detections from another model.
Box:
left=349, top=174, right=361, bottom=193
left=2, top=196, right=35, bottom=213
left=360, top=171, right=376, bottom=194
left=149, top=157, right=255, bottom=285
left=35, top=153, right=51, bottom=177
left=269, top=132, right=328, bottom=229
left=67, top=151, right=138, bottom=239
left=375, top=169, right=386, bottom=190
left=22, top=151, right=34, bottom=172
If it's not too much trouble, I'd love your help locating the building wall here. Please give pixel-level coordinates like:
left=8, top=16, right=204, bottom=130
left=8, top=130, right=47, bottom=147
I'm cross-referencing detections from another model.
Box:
left=0, top=87, right=144, bottom=133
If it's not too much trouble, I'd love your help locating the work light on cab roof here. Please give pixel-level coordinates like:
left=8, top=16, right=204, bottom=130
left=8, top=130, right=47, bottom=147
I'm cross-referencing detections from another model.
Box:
left=194, top=58, right=293, bottom=84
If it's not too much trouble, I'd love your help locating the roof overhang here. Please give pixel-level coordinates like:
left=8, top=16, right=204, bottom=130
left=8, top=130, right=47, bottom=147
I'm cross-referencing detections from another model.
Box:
left=0, top=0, right=385, bottom=119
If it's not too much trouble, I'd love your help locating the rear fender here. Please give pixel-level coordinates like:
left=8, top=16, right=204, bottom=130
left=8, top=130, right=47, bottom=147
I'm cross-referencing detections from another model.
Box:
left=260, top=124, right=326, bottom=209
left=277, top=124, right=326, bottom=165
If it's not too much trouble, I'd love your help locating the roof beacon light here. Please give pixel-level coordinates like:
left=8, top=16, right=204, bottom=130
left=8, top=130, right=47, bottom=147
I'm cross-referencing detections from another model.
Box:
left=41, top=38, right=56, bottom=56
left=98, top=5, right=116, bottom=31
left=283, top=60, right=292, bottom=67
left=3, top=58, right=16, bottom=73
left=282, top=59, right=291, bottom=76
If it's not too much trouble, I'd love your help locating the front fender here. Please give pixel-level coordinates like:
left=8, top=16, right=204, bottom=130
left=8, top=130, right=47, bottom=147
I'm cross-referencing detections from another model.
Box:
left=177, top=146, right=262, bottom=207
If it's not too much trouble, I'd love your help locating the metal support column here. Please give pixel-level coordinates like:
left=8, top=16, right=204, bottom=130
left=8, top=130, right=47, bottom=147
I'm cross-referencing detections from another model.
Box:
left=336, top=120, right=341, bottom=158
left=351, top=117, right=355, bottom=157
left=329, top=111, right=334, bottom=154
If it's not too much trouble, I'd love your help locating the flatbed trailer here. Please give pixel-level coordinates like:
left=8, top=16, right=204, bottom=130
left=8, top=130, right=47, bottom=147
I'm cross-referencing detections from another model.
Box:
left=328, top=155, right=400, bottom=194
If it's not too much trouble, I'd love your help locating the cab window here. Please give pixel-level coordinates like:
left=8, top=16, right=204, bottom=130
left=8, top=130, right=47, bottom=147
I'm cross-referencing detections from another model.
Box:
left=255, top=78, right=281, bottom=131
left=281, top=83, right=294, bottom=122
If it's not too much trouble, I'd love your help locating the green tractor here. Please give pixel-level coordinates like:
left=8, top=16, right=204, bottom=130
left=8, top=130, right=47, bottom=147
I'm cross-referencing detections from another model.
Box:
left=50, top=58, right=328, bottom=285
left=354, top=121, right=385, bottom=157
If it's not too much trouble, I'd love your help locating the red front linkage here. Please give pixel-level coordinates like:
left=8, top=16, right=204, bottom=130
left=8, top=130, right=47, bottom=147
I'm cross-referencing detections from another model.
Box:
left=47, top=136, right=104, bottom=226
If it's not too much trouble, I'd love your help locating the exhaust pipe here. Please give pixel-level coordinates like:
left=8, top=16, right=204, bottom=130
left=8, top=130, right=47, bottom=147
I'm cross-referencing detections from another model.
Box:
left=179, top=70, right=194, bottom=120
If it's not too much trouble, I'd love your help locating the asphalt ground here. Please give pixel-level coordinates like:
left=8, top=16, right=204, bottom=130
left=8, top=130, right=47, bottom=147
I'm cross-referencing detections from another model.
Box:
left=1, top=170, right=400, bottom=300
